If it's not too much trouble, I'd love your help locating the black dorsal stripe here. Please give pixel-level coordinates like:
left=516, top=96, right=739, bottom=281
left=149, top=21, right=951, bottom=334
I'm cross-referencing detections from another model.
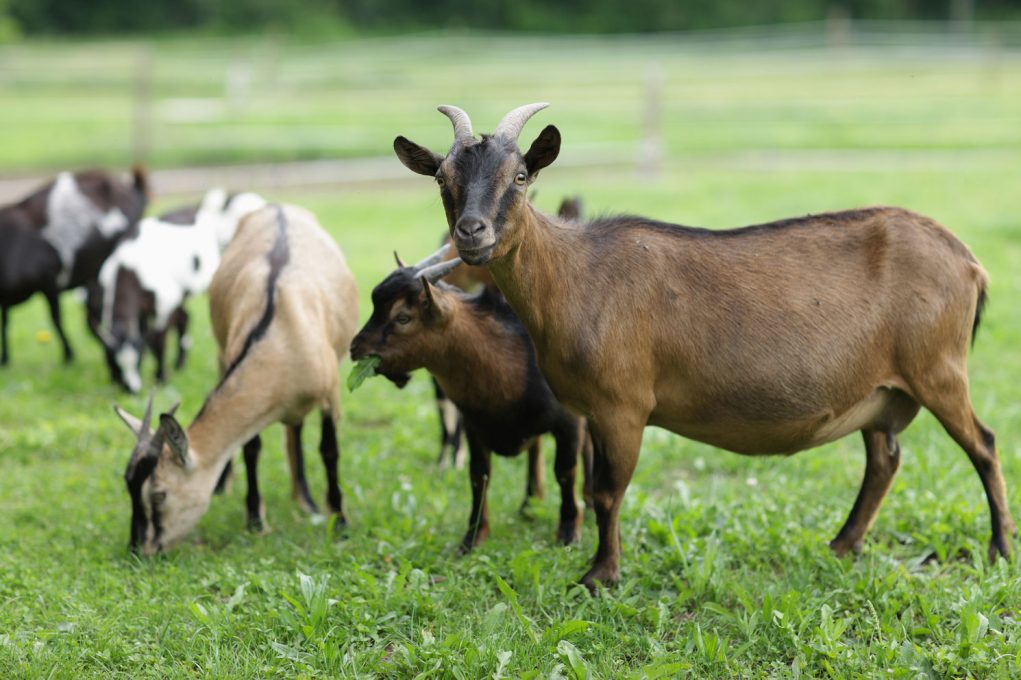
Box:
left=195, top=205, right=290, bottom=421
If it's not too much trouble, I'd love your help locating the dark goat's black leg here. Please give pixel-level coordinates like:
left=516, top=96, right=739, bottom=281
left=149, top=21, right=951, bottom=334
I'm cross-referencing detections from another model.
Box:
left=552, top=421, right=582, bottom=545
left=243, top=436, right=266, bottom=532
left=148, top=328, right=167, bottom=383
left=173, top=307, right=190, bottom=370
left=319, top=410, right=346, bottom=525
left=44, top=290, right=73, bottom=363
left=1, top=305, right=8, bottom=365
left=287, top=422, right=319, bottom=514
left=461, top=430, right=492, bottom=552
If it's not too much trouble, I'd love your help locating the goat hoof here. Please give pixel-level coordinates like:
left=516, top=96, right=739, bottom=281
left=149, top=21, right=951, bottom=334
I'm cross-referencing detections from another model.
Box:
left=828, top=538, right=863, bottom=557
left=518, top=498, right=540, bottom=519
left=988, top=537, right=1011, bottom=563
left=326, top=513, right=348, bottom=538
left=246, top=517, right=269, bottom=535
left=459, top=527, right=489, bottom=554
left=557, top=522, right=581, bottom=545
left=579, top=563, right=619, bottom=595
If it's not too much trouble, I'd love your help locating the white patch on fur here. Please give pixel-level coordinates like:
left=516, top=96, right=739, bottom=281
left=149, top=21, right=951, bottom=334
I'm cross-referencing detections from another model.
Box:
left=41, top=172, right=131, bottom=288
left=95, top=188, right=265, bottom=357
left=439, top=398, right=460, bottom=434
left=116, top=344, right=142, bottom=393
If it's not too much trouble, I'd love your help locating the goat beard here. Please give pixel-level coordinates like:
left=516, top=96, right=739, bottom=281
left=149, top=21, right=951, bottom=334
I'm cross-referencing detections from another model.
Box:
left=379, top=370, right=411, bottom=389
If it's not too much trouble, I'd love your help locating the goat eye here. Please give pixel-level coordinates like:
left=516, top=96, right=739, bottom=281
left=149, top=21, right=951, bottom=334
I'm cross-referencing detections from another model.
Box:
left=151, top=491, right=166, bottom=505
left=435, top=176, right=445, bottom=186
left=395, top=313, right=412, bottom=325
left=514, top=172, right=527, bottom=186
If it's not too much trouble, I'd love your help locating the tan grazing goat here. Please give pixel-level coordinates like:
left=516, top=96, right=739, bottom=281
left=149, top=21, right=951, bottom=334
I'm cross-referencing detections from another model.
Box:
left=394, top=103, right=1015, bottom=590
left=115, top=204, right=359, bottom=554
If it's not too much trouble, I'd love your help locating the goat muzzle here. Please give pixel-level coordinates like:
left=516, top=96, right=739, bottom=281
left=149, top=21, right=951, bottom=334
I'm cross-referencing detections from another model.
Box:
left=452, top=216, right=495, bottom=264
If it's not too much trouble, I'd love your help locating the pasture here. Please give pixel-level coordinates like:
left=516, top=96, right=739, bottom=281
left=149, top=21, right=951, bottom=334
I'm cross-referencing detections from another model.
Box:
left=2, top=29, right=1021, bottom=677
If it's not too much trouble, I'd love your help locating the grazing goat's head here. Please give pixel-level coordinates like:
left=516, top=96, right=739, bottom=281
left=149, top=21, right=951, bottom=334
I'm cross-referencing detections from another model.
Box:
left=349, top=245, right=463, bottom=387
left=394, top=104, right=560, bottom=265
left=115, top=395, right=206, bottom=555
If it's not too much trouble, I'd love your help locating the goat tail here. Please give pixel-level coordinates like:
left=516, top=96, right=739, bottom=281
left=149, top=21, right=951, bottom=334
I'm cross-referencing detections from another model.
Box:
left=971, top=284, right=988, bottom=347
left=130, top=164, right=149, bottom=198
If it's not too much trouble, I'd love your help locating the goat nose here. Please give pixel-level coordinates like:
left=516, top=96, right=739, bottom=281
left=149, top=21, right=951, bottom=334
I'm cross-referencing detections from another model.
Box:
left=454, top=217, right=487, bottom=240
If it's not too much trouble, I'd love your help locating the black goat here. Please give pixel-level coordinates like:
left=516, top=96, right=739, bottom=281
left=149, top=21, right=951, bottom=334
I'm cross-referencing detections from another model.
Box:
left=0, top=167, right=148, bottom=365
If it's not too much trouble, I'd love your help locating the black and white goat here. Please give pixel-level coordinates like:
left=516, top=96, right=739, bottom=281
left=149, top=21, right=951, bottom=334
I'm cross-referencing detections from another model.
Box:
left=89, top=189, right=265, bottom=392
left=0, top=167, right=148, bottom=365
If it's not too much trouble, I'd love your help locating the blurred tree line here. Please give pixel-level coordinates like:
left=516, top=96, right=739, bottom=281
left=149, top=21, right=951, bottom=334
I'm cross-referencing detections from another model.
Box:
left=2, top=0, right=1020, bottom=36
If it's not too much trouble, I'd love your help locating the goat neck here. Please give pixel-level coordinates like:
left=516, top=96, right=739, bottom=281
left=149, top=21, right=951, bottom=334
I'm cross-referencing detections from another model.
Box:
left=422, top=298, right=530, bottom=409
left=486, top=203, right=579, bottom=343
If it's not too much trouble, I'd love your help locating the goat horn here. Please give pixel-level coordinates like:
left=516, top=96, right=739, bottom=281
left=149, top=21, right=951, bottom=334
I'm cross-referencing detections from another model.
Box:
left=437, top=105, right=474, bottom=143
left=140, top=391, right=155, bottom=441
left=394, top=250, right=408, bottom=268
left=413, top=242, right=451, bottom=270
left=494, top=103, right=549, bottom=142
left=418, top=257, right=463, bottom=283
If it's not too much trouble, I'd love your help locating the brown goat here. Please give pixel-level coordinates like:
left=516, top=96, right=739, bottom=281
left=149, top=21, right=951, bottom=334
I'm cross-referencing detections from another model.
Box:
left=350, top=248, right=593, bottom=550
left=393, top=103, right=1015, bottom=590
left=115, top=204, right=358, bottom=553
left=429, top=195, right=586, bottom=470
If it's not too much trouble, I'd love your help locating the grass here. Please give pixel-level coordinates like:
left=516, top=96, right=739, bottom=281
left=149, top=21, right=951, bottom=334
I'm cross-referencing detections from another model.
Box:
left=2, top=31, right=1021, bottom=678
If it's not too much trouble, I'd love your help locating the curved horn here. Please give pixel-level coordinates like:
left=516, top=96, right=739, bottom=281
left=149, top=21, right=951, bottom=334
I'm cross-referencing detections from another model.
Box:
left=394, top=250, right=408, bottom=268
left=413, top=242, right=451, bottom=270
left=418, top=257, right=463, bottom=283
left=437, top=105, right=474, bottom=143
left=494, top=102, right=549, bottom=142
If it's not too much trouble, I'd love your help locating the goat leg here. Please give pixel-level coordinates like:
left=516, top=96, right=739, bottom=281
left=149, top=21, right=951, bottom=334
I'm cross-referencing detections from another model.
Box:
left=579, top=418, right=643, bottom=593
left=1, top=305, right=8, bottom=365
left=286, top=422, right=319, bottom=514
left=551, top=422, right=582, bottom=545
left=830, top=429, right=902, bottom=556
left=319, top=410, right=346, bottom=527
left=43, top=289, right=73, bottom=363
left=243, top=436, right=267, bottom=533
left=461, top=430, right=491, bottom=552
left=520, top=436, right=545, bottom=514
left=173, top=306, right=190, bottom=371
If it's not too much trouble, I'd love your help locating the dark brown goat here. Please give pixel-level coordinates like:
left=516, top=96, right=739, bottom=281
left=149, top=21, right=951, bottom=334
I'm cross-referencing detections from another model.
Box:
left=0, top=167, right=148, bottom=365
left=350, top=248, right=593, bottom=551
left=393, top=103, right=1015, bottom=591
left=429, top=195, right=586, bottom=469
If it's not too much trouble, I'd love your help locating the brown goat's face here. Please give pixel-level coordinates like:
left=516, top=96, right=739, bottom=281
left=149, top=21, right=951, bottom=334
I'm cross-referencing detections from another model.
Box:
left=350, top=269, right=453, bottom=388
left=118, top=406, right=209, bottom=555
left=395, top=121, right=560, bottom=266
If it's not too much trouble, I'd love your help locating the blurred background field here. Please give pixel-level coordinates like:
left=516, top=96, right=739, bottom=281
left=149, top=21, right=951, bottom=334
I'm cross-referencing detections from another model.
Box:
left=3, top=8, right=1021, bottom=678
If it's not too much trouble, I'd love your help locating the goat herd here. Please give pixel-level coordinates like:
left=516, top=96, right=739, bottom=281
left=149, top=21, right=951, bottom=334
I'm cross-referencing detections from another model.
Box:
left=1, top=103, right=1013, bottom=591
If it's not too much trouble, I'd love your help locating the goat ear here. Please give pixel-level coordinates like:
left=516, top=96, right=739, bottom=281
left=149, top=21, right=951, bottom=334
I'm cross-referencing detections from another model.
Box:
left=524, top=125, right=561, bottom=177
left=394, top=136, right=443, bottom=176
left=159, top=413, right=193, bottom=469
left=114, top=405, right=145, bottom=438
left=420, top=277, right=449, bottom=322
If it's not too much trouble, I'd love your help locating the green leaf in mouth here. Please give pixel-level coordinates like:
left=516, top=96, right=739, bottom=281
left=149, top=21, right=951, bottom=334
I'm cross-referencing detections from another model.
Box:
left=346, top=356, right=382, bottom=392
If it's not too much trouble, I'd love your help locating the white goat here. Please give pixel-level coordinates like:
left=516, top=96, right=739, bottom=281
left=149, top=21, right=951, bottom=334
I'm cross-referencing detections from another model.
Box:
left=90, top=188, right=266, bottom=391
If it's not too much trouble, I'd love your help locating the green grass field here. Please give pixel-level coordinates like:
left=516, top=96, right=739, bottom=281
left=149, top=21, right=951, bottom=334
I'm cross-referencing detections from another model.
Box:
left=3, top=31, right=1021, bottom=678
